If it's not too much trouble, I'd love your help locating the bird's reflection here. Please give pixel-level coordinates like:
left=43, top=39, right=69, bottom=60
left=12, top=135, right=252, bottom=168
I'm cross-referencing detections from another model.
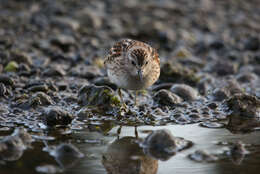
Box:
left=102, top=136, right=158, bottom=174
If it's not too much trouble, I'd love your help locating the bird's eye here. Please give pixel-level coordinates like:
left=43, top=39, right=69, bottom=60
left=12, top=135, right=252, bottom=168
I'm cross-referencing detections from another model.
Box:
left=145, top=61, right=148, bottom=65
left=131, top=60, right=136, bottom=66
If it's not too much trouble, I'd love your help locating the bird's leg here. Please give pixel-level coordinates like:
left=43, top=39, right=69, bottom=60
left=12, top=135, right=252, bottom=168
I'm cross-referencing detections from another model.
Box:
left=134, top=90, right=138, bottom=106
left=134, top=126, right=138, bottom=138
left=117, top=125, right=122, bottom=139
left=118, top=88, right=127, bottom=109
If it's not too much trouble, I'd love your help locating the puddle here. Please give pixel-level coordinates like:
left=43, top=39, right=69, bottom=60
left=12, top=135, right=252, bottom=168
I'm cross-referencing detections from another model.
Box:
left=1, top=124, right=260, bottom=174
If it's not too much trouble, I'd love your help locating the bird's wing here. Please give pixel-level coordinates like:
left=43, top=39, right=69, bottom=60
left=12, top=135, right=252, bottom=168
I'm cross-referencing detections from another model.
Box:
left=104, top=39, right=135, bottom=66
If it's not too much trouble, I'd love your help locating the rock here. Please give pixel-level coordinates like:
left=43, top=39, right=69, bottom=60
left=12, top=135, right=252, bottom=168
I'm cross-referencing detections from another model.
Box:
left=188, top=150, right=218, bottom=162
left=141, top=129, right=192, bottom=161
left=10, top=50, right=33, bottom=66
left=50, top=34, right=76, bottom=52
left=0, top=128, right=32, bottom=162
left=226, top=93, right=260, bottom=118
left=159, top=62, right=200, bottom=86
left=43, top=107, right=73, bottom=127
left=228, top=141, right=248, bottom=165
left=30, top=92, right=55, bottom=107
left=11, top=128, right=33, bottom=147
left=0, top=83, right=7, bottom=97
left=28, top=84, right=49, bottom=92
left=93, top=76, right=117, bottom=90
left=78, top=85, right=120, bottom=108
left=225, top=94, right=260, bottom=133
left=211, top=79, right=243, bottom=101
left=244, top=36, right=259, bottom=51
left=208, top=61, right=238, bottom=76
left=0, top=136, right=25, bottom=161
left=51, top=17, right=80, bottom=30
left=102, top=137, right=158, bottom=174
left=49, top=143, right=84, bottom=168
left=173, top=47, right=192, bottom=58
left=209, top=40, right=225, bottom=50
left=51, top=143, right=84, bottom=159
left=4, top=61, right=19, bottom=72
left=42, top=65, right=66, bottom=76
left=236, top=72, right=258, bottom=83
left=0, top=75, right=14, bottom=86
left=151, top=83, right=174, bottom=91
left=153, top=89, right=182, bottom=106
left=170, top=84, right=198, bottom=101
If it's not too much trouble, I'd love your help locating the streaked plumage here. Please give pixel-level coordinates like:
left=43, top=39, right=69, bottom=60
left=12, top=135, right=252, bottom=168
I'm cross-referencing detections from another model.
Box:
left=104, top=39, right=160, bottom=106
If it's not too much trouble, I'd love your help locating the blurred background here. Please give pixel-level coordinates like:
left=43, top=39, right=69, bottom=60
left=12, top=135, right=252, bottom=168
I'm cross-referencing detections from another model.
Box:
left=0, top=0, right=259, bottom=66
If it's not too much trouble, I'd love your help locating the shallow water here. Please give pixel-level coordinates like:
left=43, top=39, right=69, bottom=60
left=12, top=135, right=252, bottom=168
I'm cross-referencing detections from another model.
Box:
left=1, top=124, right=260, bottom=174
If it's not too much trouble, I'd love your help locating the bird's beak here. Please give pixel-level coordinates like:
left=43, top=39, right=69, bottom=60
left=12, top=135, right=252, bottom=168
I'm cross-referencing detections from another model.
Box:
left=138, top=69, right=143, bottom=81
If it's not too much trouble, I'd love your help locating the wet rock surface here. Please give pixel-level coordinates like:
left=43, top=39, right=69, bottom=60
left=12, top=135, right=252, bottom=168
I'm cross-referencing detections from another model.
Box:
left=141, top=129, right=192, bottom=161
left=43, top=107, right=73, bottom=127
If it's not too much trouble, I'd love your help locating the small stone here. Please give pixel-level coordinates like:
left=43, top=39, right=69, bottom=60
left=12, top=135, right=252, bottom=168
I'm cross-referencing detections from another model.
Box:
left=43, top=66, right=66, bottom=76
left=0, top=75, right=14, bottom=86
left=159, top=62, right=200, bottom=86
left=0, top=128, right=32, bottom=162
left=236, top=72, right=258, bottom=83
left=43, top=107, right=73, bottom=127
left=10, top=51, right=33, bottom=66
left=174, top=47, right=192, bottom=58
left=229, top=141, right=248, bottom=165
left=244, top=36, right=259, bottom=51
left=170, top=84, right=198, bottom=101
left=141, top=129, right=192, bottom=161
left=0, top=83, right=7, bottom=96
left=151, top=83, right=174, bottom=91
left=188, top=150, right=218, bottom=162
left=211, top=79, right=243, bottom=101
left=209, top=40, right=225, bottom=50
left=93, top=77, right=117, bottom=90
left=78, top=85, right=120, bottom=108
left=209, top=61, right=238, bottom=76
left=225, top=94, right=260, bottom=133
left=4, top=61, right=19, bottom=72
left=226, top=93, right=260, bottom=118
left=28, top=84, right=49, bottom=92
left=51, top=143, right=84, bottom=159
left=0, top=136, right=25, bottom=161
left=30, top=92, right=54, bottom=107
left=153, top=89, right=182, bottom=106
left=11, top=128, right=33, bottom=147
left=199, top=122, right=225, bottom=128
left=207, top=102, right=218, bottom=109
left=50, top=34, right=76, bottom=52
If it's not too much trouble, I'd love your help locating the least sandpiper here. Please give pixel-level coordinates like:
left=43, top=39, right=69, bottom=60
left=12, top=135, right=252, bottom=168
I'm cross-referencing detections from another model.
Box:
left=104, top=39, right=160, bottom=108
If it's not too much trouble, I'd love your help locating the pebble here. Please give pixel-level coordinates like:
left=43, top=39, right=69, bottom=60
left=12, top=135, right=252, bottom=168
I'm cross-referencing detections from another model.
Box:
left=170, top=84, right=198, bottom=101
left=188, top=150, right=218, bottom=162
left=43, top=107, right=73, bottom=127
left=153, top=89, right=183, bottom=106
